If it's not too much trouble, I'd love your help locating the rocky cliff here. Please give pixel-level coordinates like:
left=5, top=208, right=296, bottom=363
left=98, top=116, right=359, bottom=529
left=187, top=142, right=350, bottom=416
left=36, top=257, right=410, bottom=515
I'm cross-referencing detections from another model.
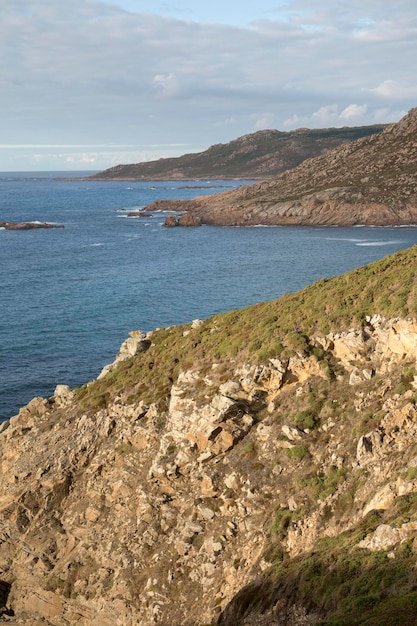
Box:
left=144, top=107, right=417, bottom=226
left=87, top=126, right=385, bottom=181
left=2, top=246, right=417, bottom=624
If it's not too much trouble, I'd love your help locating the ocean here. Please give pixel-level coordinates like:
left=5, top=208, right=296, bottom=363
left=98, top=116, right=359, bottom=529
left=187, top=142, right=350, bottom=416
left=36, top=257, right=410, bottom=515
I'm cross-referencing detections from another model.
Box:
left=1, top=171, right=417, bottom=422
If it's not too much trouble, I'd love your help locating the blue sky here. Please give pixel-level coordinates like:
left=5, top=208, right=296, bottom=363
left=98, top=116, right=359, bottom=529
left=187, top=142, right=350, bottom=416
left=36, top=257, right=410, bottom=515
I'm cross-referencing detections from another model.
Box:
left=1, top=0, right=416, bottom=171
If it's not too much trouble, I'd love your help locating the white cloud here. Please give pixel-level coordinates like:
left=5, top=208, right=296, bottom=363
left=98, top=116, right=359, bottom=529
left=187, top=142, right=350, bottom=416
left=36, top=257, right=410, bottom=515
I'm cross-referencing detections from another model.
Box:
left=0, top=0, right=416, bottom=169
left=370, top=80, right=417, bottom=100
left=252, top=113, right=275, bottom=131
left=153, top=73, right=181, bottom=99
left=340, top=104, right=368, bottom=120
left=285, top=103, right=370, bottom=129
left=311, top=105, right=340, bottom=126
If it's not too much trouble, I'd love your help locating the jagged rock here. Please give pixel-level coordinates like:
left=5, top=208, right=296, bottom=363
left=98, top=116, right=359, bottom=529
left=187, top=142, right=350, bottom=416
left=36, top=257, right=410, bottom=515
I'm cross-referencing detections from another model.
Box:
left=97, top=330, right=151, bottom=378
left=358, top=521, right=417, bottom=552
left=163, top=214, right=178, bottom=227
left=5, top=307, right=417, bottom=624
left=358, top=524, right=401, bottom=551
left=331, top=329, right=368, bottom=365
left=53, top=384, right=75, bottom=407
left=162, top=213, right=201, bottom=227
left=356, top=431, right=384, bottom=464
left=282, top=424, right=303, bottom=441
left=363, top=484, right=396, bottom=516
left=178, top=212, right=201, bottom=227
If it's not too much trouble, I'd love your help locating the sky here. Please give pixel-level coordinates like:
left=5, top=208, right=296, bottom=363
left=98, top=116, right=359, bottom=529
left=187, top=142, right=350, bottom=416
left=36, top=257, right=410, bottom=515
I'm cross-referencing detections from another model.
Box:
left=1, top=0, right=416, bottom=171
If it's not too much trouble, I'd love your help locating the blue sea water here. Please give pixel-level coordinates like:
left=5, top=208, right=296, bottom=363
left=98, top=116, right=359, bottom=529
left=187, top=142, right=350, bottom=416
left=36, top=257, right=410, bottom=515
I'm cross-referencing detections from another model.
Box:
left=1, top=171, right=417, bottom=422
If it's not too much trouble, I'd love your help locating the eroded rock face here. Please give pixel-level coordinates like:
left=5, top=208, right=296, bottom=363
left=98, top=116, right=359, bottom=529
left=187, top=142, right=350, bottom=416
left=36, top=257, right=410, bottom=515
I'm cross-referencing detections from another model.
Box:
left=98, top=330, right=152, bottom=378
left=2, top=315, right=417, bottom=624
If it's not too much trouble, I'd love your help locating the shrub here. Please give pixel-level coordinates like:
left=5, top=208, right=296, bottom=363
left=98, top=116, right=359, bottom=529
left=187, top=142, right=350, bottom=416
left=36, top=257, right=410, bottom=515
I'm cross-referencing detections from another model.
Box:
left=286, top=445, right=309, bottom=461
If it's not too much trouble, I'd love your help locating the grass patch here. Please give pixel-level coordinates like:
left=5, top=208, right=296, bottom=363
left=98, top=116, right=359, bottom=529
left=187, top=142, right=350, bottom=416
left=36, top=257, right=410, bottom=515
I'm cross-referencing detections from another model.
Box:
left=286, top=445, right=309, bottom=461
left=72, top=245, right=417, bottom=416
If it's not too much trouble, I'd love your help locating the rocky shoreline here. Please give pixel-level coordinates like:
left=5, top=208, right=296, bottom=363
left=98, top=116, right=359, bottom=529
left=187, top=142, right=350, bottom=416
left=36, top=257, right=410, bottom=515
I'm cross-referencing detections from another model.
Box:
left=142, top=108, right=417, bottom=227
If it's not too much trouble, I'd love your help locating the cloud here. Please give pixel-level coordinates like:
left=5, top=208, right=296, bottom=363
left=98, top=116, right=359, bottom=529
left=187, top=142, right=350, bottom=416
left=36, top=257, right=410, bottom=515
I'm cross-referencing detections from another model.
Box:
left=370, top=80, right=417, bottom=100
left=340, top=104, right=368, bottom=120
left=285, top=103, right=370, bottom=129
left=1, top=0, right=416, bottom=169
left=252, top=113, right=275, bottom=131
left=153, top=73, right=181, bottom=99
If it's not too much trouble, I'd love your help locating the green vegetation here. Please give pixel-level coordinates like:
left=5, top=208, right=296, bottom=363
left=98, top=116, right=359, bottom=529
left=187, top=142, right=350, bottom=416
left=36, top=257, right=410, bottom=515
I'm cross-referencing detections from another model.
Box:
left=74, top=244, right=417, bottom=416
left=226, top=508, right=417, bottom=625
left=89, top=125, right=386, bottom=181
left=12, top=241, right=417, bottom=625
left=286, top=445, right=309, bottom=461
left=300, top=466, right=348, bottom=502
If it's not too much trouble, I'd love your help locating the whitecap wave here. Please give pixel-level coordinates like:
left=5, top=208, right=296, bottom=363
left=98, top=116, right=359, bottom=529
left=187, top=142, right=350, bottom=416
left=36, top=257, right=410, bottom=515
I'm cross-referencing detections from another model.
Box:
left=116, top=206, right=145, bottom=212
left=356, top=240, right=403, bottom=247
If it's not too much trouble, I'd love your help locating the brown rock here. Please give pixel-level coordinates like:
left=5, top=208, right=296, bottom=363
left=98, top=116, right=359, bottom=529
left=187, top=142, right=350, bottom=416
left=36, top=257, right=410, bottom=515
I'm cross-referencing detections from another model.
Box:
left=143, top=107, right=417, bottom=226
left=163, top=214, right=178, bottom=227
left=177, top=212, right=201, bottom=227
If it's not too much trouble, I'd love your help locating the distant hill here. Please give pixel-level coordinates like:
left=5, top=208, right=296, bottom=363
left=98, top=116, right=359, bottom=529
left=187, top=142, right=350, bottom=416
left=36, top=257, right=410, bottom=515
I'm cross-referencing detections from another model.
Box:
left=88, top=125, right=386, bottom=181
left=145, top=107, right=417, bottom=226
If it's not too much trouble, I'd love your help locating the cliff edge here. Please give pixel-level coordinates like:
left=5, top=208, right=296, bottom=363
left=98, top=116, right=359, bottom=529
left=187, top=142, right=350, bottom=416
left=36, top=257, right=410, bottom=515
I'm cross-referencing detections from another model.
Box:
left=2, top=246, right=417, bottom=623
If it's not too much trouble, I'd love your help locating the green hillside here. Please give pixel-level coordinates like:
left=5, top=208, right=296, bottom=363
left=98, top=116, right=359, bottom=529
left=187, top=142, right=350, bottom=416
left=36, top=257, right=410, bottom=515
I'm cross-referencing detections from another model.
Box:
left=88, top=125, right=386, bottom=181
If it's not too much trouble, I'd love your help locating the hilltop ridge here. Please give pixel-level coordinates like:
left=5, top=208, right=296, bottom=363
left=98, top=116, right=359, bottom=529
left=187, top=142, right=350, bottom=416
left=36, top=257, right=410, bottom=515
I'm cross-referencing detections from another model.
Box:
left=3, top=245, right=417, bottom=623
left=87, top=125, right=385, bottom=181
left=144, top=107, right=417, bottom=226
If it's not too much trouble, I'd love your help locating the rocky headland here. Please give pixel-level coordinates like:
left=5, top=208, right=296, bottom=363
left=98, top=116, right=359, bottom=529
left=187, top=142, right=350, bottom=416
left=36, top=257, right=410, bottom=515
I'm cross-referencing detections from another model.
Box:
left=3, top=245, right=417, bottom=624
left=86, top=125, right=385, bottom=182
left=143, top=107, right=417, bottom=227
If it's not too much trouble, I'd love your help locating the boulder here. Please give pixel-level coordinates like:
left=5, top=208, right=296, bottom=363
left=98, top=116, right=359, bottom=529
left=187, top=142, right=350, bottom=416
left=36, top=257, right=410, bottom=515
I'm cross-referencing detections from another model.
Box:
left=178, top=213, right=201, bottom=227
left=97, top=330, right=151, bottom=378
left=163, top=215, right=178, bottom=227
left=162, top=213, right=201, bottom=227
left=358, top=524, right=401, bottom=551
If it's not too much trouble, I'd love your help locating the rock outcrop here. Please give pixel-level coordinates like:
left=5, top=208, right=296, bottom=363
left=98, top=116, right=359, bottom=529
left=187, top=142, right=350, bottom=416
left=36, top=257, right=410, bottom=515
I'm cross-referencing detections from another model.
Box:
left=163, top=213, right=201, bottom=227
left=3, top=247, right=417, bottom=624
left=0, top=222, right=64, bottom=230
left=143, top=107, right=417, bottom=226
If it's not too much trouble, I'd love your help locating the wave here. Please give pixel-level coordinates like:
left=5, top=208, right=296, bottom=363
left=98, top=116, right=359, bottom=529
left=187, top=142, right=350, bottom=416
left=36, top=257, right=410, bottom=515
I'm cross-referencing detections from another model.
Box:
left=116, top=206, right=146, bottom=212
left=356, top=240, right=403, bottom=247
left=251, top=224, right=282, bottom=228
